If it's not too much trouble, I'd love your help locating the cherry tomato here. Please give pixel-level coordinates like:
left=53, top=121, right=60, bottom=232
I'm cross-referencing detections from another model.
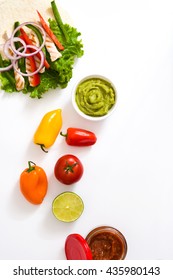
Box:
left=54, top=154, right=84, bottom=185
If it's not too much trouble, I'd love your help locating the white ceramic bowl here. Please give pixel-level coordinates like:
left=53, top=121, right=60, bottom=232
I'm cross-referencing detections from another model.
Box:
left=72, top=75, right=117, bottom=121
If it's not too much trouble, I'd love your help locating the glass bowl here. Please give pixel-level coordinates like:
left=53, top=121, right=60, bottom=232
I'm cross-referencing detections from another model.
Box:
left=85, top=226, right=127, bottom=260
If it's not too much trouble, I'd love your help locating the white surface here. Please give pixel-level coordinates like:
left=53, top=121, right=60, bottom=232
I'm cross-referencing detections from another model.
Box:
left=0, top=0, right=173, bottom=260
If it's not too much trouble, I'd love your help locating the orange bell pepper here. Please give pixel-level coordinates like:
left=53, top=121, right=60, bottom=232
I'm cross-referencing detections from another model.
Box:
left=20, top=161, right=48, bottom=205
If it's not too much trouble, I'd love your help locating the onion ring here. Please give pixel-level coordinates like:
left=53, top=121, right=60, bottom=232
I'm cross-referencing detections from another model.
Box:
left=0, top=63, right=13, bottom=72
left=10, top=22, right=46, bottom=57
left=0, top=43, right=13, bottom=72
left=3, top=38, right=26, bottom=60
left=12, top=45, right=45, bottom=77
left=1, top=22, right=46, bottom=75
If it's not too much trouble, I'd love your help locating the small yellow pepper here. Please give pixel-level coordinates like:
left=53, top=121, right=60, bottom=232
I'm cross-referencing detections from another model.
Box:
left=33, top=109, right=62, bottom=152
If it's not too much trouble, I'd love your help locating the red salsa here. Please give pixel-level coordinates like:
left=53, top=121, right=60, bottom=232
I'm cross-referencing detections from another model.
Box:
left=85, top=226, right=127, bottom=260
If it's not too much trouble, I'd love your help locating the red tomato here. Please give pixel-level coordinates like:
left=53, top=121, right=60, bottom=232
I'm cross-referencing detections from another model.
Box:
left=54, top=154, right=84, bottom=185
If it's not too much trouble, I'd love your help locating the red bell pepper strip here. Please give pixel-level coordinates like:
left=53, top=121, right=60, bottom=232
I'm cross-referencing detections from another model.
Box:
left=20, top=28, right=50, bottom=69
left=60, top=128, right=97, bottom=146
left=37, top=10, right=64, bottom=51
left=20, top=35, right=40, bottom=87
left=26, top=50, right=40, bottom=86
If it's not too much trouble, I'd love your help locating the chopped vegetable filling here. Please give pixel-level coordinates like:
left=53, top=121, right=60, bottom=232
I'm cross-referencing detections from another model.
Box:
left=0, top=0, right=84, bottom=98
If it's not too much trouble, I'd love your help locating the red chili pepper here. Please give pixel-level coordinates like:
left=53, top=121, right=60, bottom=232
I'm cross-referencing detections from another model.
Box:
left=60, top=128, right=97, bottom=146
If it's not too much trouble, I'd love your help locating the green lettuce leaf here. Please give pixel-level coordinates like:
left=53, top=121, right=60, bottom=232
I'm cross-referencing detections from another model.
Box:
left=0, top=55, right=16, bottom=92
left=49, top=20, right=84, bottom=89
left=29, top=69, right=59, bottom=98
left=49, top=19, right=84, bottom=57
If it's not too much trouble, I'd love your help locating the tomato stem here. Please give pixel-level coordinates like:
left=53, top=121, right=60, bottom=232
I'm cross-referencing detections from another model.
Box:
left=64, top=161, right=78, bottom=173
left=27, top=161, right=36, bottom=173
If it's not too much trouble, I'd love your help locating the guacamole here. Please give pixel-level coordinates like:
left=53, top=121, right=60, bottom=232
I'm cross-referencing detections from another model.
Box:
left=75, top=77, right=116, bottom=117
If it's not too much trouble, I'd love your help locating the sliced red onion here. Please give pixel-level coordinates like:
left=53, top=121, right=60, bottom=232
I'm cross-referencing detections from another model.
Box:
left=0, top=63, right=13, bottom=72
left=12, top=45, right=45, bottom=77
left=3, top=38, right=26, bottom=60
left=10, top=22, right=46, bottom=57
left=1, top=21, right=46, bottom=75
left=0, top=43, right=12, bottom=72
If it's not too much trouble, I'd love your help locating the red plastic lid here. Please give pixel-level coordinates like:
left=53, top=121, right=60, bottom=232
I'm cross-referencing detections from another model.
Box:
left=65, top=234, right=93, bottom=260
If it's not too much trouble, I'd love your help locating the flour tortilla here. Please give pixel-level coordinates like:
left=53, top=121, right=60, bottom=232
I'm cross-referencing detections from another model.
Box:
left=0, top=0, right=71, bottom=43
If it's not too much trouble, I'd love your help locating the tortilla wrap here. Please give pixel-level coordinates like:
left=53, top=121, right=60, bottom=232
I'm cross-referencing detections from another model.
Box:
left=0, top=0, right=71, bottom=43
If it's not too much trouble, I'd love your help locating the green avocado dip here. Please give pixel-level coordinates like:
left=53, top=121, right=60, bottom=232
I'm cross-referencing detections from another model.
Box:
left=75, top=77, right=116, bottom=117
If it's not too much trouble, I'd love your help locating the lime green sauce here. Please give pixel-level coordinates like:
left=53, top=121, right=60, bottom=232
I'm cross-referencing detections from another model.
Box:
left=75, top=78, right=116, bottom=117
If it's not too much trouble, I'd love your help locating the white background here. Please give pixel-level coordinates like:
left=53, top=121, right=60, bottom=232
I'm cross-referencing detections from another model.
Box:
left=0, top=0, right=173, bottom=260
